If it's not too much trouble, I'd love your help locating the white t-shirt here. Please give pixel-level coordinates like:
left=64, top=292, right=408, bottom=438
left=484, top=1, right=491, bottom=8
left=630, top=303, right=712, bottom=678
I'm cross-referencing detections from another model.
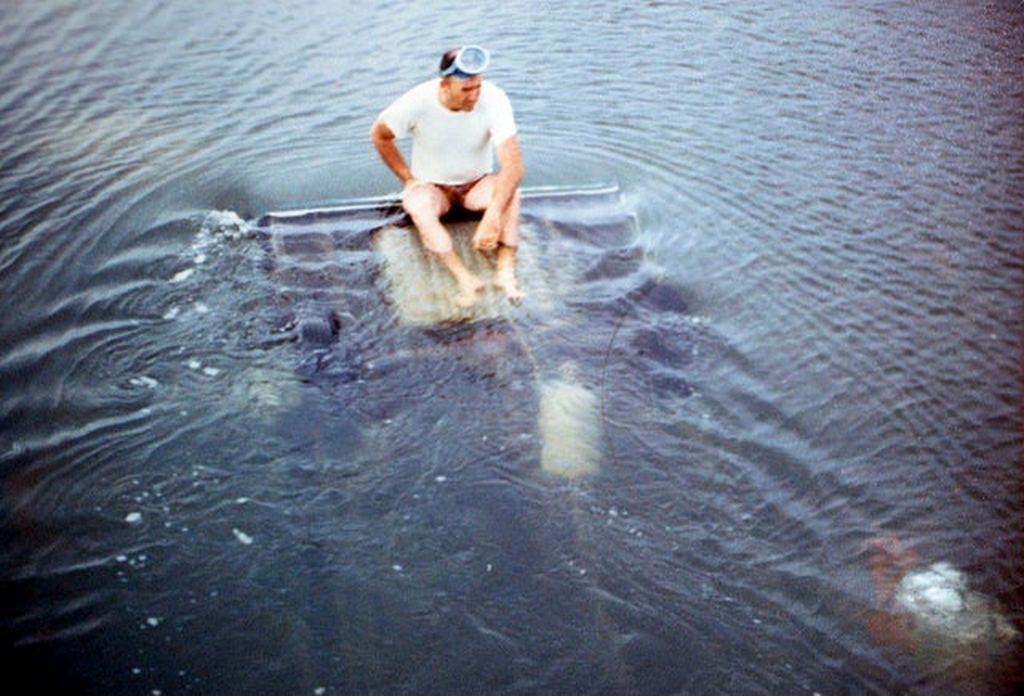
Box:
left=378, top=79, right=517, bottom=185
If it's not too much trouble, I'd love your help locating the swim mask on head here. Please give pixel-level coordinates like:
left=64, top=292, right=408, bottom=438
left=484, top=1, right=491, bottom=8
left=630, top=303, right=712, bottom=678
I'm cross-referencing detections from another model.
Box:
left=440, top=45, right=490, bottom=79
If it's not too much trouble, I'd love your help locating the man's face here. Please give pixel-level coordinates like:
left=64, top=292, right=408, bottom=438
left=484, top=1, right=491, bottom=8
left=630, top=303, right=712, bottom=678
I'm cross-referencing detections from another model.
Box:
left=443, top=74, right=482, bottom=111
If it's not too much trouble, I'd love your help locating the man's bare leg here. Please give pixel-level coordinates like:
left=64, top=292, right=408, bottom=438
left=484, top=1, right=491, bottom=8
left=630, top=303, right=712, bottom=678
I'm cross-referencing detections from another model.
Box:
left=464, top=178, right=524, bottom=302
left=494, top=244, right=523, bottom=303
left=402, top=183, right=484, bottom=308
left=437, top=249, right=486, bottom=308
left=493, top=190, right=523, bottom=302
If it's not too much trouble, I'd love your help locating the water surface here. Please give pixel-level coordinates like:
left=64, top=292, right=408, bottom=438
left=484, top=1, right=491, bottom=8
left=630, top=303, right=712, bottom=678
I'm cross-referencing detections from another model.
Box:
left=1, top=1, right=1022, bottom=693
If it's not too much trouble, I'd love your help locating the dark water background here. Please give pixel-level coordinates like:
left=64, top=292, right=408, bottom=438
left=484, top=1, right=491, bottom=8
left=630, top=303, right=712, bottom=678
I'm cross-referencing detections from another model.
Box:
left=1, top=1, right=1022, bottom=694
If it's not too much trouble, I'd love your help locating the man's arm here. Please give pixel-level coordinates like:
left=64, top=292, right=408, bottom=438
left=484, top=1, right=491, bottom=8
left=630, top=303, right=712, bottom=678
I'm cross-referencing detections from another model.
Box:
left=473, top=135, right=524, bottom=251
left=369, top=119, right=415, bottom=186
left=489, top=135, right=524, bottom=211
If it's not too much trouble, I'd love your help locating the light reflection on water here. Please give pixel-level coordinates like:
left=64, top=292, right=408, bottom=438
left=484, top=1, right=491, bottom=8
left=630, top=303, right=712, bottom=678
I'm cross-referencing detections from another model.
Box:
left=1, top=1, right=1022, bottom=693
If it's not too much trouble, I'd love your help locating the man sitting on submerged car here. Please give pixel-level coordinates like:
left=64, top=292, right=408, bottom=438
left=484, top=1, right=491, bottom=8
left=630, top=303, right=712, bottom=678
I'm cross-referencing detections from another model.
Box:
left=370, top=45, right=525, bottom=308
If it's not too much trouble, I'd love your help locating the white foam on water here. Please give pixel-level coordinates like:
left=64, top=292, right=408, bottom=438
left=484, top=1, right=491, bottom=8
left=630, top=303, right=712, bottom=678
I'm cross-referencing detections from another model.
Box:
left=125, top=512, right=142, bottom=524
left=199, top=210, right=251, bottom=243
left=895, top=562, right=967, bottom=619
left=170, top=268, right=194, bottom=283
left=130, top=376, right=159, bottom=389
left=538, top=367, right=602, bottom=479
left=178, top=210, right=253, bottom=277
left=894, top=561, right=1021, bottom=646
left=232, top=528, right=253, bottom=545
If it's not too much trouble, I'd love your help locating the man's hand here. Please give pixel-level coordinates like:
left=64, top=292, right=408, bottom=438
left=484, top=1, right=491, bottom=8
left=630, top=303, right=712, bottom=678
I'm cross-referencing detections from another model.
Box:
left=472, top=212, right=501, bottom=252
left=472, top=135, right=522, bottom=253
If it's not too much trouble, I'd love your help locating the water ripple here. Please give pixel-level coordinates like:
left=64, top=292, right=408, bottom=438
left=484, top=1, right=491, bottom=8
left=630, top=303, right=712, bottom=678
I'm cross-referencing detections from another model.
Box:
left=1, top=1, right=1022, bottom=693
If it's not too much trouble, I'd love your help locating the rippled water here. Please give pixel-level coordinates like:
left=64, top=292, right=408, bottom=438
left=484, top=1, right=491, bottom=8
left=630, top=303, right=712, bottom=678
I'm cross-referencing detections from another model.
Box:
left=2, top=1, right=1022, bottom=694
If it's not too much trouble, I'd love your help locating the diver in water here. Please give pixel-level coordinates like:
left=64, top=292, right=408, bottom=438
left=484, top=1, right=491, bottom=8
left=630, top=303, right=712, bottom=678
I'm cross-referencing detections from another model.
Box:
left=370, top=45, right=525, bottom=308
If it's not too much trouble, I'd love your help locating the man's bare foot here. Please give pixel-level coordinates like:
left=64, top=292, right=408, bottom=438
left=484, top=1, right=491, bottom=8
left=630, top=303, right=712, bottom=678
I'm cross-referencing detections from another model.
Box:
left=493, top=270, right=524, bottom=304
left=454, top=276, right=485, bottom=308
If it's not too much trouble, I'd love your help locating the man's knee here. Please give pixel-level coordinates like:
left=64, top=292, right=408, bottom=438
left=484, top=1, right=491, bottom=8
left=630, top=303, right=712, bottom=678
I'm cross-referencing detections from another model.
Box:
left=401, top=184, right=444, bottom=218
left=462, top=176, right=496, bottom=212
left=402, top=191, right=453, bottom=254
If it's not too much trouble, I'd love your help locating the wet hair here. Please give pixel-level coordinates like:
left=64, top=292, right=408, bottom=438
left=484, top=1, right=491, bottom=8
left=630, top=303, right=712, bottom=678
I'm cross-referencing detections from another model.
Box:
left=439, top=48, right=459, bottom=75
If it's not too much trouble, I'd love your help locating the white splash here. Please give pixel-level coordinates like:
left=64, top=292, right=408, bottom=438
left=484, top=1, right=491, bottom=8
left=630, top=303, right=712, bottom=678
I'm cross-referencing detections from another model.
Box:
left=232, top=528, right=254, bottom=545
left=895, top=562, right=966, bottom=615
left=170, top=268, right=194, bottom=283
left=894, top=561, right=1020, bottom=646
left=125, top=512, right=142, bottom=524
left=538, top=364, right=602, bottom=479
left=201, top=210, right=250, bottom=241
left=184, top=211, right=252, bottom=270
